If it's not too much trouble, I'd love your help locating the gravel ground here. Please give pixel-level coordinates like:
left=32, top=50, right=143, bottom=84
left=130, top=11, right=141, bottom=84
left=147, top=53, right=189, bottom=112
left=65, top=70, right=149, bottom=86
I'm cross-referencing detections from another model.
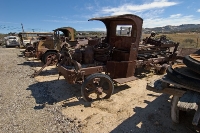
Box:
left=0, top=46, right=198, bottom=133
left=0, top=47, right=81, bottom=133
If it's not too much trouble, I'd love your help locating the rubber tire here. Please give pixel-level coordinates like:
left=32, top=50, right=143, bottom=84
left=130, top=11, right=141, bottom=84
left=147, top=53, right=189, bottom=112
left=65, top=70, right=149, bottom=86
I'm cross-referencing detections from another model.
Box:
left=166, top=66, right=200, bottom=90
left=81, top=73, right=114, bottom=102
left=42, top=51, right=57, bottom=65
left=183, top=55, right=200, bottom=74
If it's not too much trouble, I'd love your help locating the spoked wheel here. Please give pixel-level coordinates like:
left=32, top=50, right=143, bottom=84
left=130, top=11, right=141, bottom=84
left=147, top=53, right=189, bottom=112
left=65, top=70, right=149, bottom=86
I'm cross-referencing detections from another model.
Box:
left=81, top=73, right=114, bottom=102
left=42, top=52, right=58, bottom=65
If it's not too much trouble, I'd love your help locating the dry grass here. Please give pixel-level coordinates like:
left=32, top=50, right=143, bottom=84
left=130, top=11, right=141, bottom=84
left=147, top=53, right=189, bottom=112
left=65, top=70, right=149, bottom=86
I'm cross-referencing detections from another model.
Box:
left=142, top=33, right=200, bottom=48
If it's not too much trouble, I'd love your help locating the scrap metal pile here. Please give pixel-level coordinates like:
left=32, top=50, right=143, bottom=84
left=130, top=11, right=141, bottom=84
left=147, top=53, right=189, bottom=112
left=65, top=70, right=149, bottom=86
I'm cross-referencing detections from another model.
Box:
left=60, top=33, right=180, bottom=75
left=136, top=33, right=179, bottom=74
left=20, top=14, right=183, bottom=102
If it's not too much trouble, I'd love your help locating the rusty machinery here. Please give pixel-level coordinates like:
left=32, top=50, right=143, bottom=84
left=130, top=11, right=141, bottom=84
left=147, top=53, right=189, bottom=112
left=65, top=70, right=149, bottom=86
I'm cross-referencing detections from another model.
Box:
left=137, top=32, right=179, bottom=74
left=22, top=27, right=85, bottom=77
left=57, top=14, right=179, bottom=102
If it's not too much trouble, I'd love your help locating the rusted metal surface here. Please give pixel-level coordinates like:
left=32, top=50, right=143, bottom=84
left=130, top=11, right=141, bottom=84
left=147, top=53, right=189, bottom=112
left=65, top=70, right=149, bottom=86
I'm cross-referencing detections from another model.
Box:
left=80, top=66, right=105, bottom=75
left=106, top=61, right=135, bottom=79
left=58, top=65, right=82, bottom=84
left=82, top=46, right=94, bottom=64
left=81, top=73, right=114, bottom=102
left=24, top=46, right=36, bottom=57
left=31, top=56, right=53, bottom=78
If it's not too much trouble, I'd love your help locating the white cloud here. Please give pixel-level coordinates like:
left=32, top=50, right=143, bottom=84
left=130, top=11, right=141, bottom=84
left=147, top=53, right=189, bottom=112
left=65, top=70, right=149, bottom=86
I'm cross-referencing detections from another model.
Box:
left=143, top=15, right=200, bottom=28
left=139, top=9, right=164, bottom=18
left=101, top=0, right=178, bottom=15
left=90, top=0, right=200, bottom=28
left=170, top=14, right=182, bottom=18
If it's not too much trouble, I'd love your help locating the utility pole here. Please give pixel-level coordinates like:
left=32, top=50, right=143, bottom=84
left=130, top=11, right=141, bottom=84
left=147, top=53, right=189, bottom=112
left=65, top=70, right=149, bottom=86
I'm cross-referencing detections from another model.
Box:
left=21, top=23, right=24, bottom=32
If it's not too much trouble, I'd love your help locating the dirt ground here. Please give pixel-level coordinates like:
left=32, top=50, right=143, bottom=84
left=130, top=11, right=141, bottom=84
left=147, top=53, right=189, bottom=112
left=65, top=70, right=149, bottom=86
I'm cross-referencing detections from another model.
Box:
left=1, top=47, right=199, bottom=133
left=31, top=53, right=198, bottom=132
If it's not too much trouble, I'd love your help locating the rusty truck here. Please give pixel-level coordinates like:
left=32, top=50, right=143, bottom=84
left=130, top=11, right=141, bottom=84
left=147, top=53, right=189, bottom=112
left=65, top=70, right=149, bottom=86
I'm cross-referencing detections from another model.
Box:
left=57, top=14, right=179, bottom=102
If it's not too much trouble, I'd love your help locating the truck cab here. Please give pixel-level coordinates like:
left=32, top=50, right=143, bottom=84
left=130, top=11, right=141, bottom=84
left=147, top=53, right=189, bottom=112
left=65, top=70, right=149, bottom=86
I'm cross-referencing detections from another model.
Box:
left=88, top=14, right=143, bottom=79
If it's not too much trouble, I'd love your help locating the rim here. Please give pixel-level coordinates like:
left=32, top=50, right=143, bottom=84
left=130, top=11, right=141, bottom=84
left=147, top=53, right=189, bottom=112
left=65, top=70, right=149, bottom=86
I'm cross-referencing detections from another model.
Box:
left=82, top=77, right=113, bottom=102
left=46, top=53, right=58, bottom=65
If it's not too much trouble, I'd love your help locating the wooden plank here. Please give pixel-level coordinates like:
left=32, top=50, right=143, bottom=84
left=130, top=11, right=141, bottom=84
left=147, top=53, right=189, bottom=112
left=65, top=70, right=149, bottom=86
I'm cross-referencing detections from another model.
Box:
left=147, top=79, right=186, bottom=97
left=146, top=85, right=186, bottom=97
left=161, top=76, right=200, bottom=93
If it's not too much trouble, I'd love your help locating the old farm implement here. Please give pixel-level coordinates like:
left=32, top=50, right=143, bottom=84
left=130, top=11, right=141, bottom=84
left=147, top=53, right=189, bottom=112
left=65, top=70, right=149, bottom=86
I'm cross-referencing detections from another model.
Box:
left=57, top=14, right=179, bottom=102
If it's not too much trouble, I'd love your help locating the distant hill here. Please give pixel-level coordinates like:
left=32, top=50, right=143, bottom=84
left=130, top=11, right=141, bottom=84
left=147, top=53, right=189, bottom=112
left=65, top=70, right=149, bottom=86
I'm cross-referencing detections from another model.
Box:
left=143, top=24, right=200, bottom=33
left=78, top=24, right=200, bottom=34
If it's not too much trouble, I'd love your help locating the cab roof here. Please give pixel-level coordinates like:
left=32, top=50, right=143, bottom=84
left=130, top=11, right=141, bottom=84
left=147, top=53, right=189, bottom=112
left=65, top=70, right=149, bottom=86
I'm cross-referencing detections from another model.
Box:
left=88, top=14, right=143, bottom=22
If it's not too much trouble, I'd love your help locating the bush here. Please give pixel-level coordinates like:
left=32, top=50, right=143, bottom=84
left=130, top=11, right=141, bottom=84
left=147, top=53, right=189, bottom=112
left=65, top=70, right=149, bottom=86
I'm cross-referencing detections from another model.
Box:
left=183, top=38, right=195, bottom=44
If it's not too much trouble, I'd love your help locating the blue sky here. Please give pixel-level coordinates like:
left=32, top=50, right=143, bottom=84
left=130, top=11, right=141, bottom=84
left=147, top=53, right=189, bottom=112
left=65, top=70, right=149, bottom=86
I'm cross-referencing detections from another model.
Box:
left=0, top=0, right=200, bottom=33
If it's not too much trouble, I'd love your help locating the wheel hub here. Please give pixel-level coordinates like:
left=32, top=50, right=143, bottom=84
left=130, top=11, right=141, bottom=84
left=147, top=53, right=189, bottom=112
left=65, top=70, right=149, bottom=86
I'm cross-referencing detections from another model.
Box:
left=96, top=87, right=103, bottom=94
left=47, top=54, right=58, bottom=65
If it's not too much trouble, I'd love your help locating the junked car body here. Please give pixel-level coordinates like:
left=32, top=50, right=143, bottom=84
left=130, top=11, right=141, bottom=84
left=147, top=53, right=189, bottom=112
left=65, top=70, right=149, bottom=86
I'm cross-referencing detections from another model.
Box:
left=4, top=36, right=20, bottom=47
